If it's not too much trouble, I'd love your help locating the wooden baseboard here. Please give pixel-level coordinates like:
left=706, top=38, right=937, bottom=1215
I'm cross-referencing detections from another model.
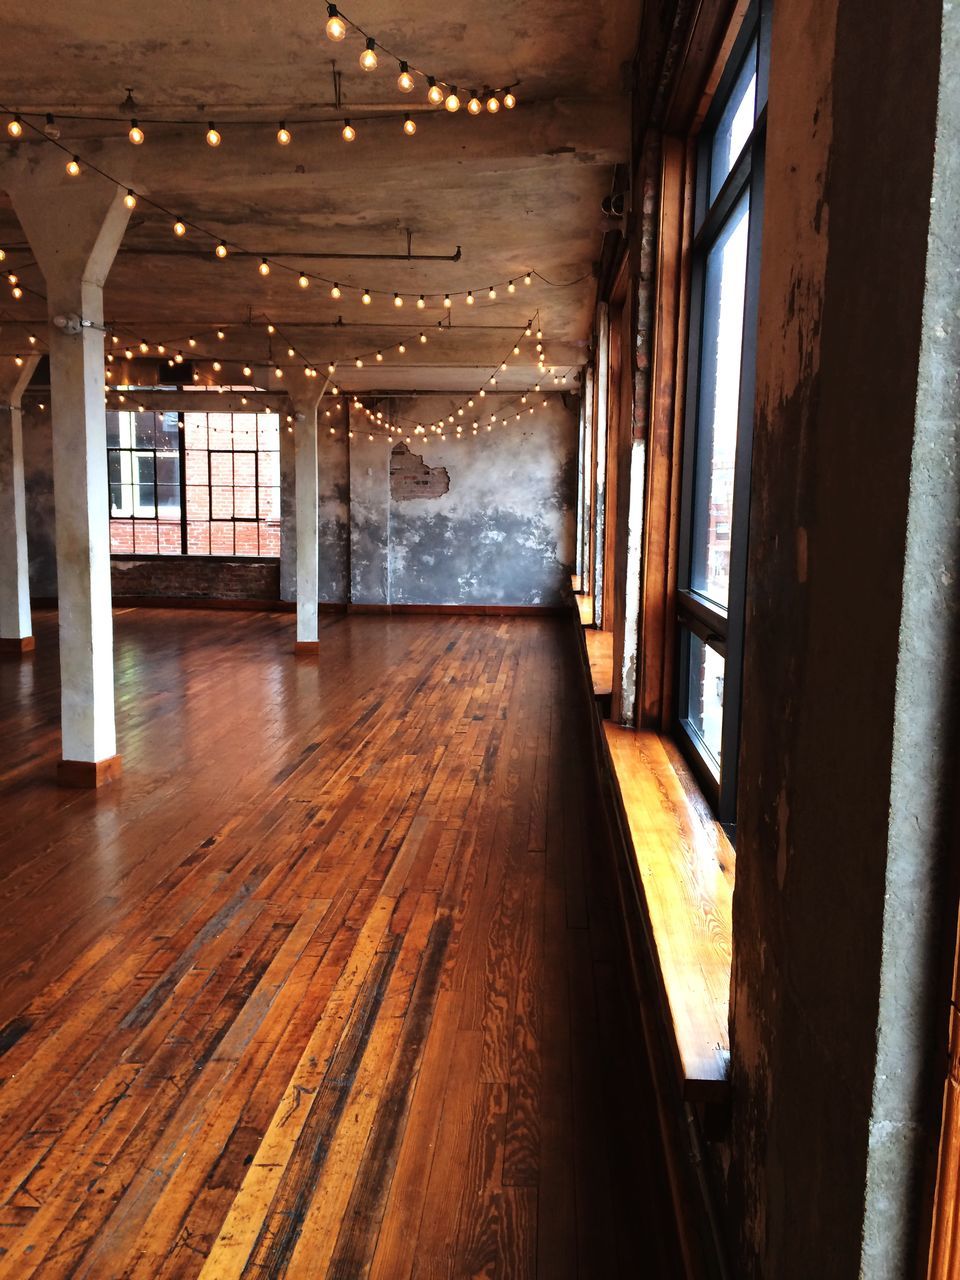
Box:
left=346, top=603, right=566, bottom=617
left=0, top=635, right=35, bottom=654
left=293, top=640, right=320, bottom=654
left=57, top=755, right=123, bottom=788
left=112, top=596, right=294, bottom=613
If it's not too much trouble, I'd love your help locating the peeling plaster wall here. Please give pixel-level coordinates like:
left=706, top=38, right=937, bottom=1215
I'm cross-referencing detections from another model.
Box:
left=727, top=0, right=949, bottom=1276
left=21, top=401, right=57, bottom=598
left=347, top=394, right=577, bottom=607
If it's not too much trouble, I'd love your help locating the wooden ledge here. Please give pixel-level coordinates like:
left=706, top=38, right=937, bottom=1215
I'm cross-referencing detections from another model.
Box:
left=584, top=628, right=614, bottom=700
left=603, top=724, right=733, bottom=1103
left=0, top=635, right=35, bottom=655
left=58, top=755, right=123, bottom=789
left=294, top=640, right=321, bottom=655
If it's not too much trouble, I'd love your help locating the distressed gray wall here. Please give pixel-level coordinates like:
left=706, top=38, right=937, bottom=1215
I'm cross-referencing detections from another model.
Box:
left=21, top=400, right=57, bottom=597
left=726, top=0, right=955, bottom=1276
left=346, top=393, right=578, bottom=607
left=280, top=401, right=350, bottom=605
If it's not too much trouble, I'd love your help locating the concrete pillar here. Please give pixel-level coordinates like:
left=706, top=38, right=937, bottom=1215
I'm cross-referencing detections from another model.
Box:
left=7, top=167, right=132, bottom=785
left=0, top=355, right=40, bottom=653
left=288, top=377, right=323, bottom=652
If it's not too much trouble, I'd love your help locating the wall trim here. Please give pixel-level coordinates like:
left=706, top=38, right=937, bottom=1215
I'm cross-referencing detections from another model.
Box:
left=346, top=602, right=567, bottom=617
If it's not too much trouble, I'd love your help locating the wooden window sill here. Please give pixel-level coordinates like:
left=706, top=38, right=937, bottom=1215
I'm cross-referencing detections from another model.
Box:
left=602, top=723, right=733, bottom=1103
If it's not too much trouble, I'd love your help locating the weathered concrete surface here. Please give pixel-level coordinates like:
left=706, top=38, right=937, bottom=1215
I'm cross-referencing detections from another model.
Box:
left=21, top=401, right=57, bottom=598
left=727, top=0, right=951, bottom=1275
left=346, top=394, right=576, bottom=607
left=0, top=356, right=40, bottom=640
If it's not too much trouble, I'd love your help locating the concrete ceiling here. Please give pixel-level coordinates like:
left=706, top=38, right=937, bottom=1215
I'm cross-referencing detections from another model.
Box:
left=0, top=1, right=636, bottom=393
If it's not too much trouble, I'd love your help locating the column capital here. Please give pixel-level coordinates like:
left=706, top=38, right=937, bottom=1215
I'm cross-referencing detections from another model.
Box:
left=0, top=354, right=40, bottom=405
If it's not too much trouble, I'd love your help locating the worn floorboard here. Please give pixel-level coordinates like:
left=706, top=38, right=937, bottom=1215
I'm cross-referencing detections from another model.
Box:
left=0, top=607, right=681, bottom=1278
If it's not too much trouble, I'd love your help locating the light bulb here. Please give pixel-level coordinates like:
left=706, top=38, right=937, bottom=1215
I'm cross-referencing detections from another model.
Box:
left=362, top=289, right=371, bottom=304
left=503, top=91, right=517, bottom=109
left=467, top=93, right=482, bottom=115
left=488, top=286, right=497, bottom=299
left=328, top=363, right=336, bottom=374
left=217, top=330, right=225, bottom=339
left=360, top=38, right=378, bottom=71
left=524, top=272, right=532, bottom=284
left=444, top=89, right=460, bottom=112
left=426, top=78, right=444, bottom=106
left=124, top=190, right=137, bottom=210
left=403, top=114, right=417, bottom=136
left=417, top=294, right=425, bottom=308
left=325, top=4, right=346, bottom=40
left=342, top=120, right=356, bottom=142
left=28, top=334, right=36, bottom=345
left=0, top=250, right=4, bottom=261
left=173, top=219, right=186, bottom=237
left=157, top=344, right=166, bottom=354
left=486, top=94, right=500, bottom=114
left=274, top=367, right=283, bottom=378
left=331, top=282, right=341, bottom=299
left=215, top=241, right=228, bottom=258
left=66, top=156, right=81, bottom=176
left=7, top=273, right=18, bottom=285
left=138, top=340, right=149, bottom=354
left=277, top=123, right=291, bottom=145
left=14, top=355, right=23, bottom=367
left=127, top=118, right=146, bottom=145
left=259, top=258, right=271, bottom=276
left=206, top=123, right=221, bottom=147
left=212, top=359, right=222, bottom=371
left=7, top=115, right=22, bottom=139
left=267, top=323, right=275, bottom=333
left=394, top=293, right=403, bottom=308
left=299, top=273, right=310, bottom=288
left=443, top=294, right=451, bottom=308
left=243, top=365, right=252, bottom=377
left=287, top=347, right=295, bottom=357
left=356, top=357, right=363, bottom=368
left=419, top=332, right=427, bottom=343
left=398, top=342, right=406, bottom=353
left=398, top=62, right=414, bottom=92
left=174, top=351, right=184, bottom=364
left=466, top=291, right=474, bottom=305
left=376, top=350, right=383, bottom=362
left=508, top=280, right=516, bottom=293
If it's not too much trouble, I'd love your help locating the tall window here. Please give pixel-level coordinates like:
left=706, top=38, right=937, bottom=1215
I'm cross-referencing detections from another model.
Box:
left=108, top=410, right=281, bottom=558
left=676, top=6, right=768, bottom=826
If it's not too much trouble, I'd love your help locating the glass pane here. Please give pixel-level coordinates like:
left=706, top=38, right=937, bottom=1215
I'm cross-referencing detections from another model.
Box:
left=232, top=416, right=257, bottom=450
left=709, top=43, right=757, bottom=202
left=112, top=482, right=135, bottom=518
left=258, top=449, right=280, bottom=487
left=258, top=486, right=278, bottom=519
left=134, top=412, right=158, bottom=448
left=156, top=453, right=180, bottom=487
left=210, top=521, right=234, bottom=555
left=233, top=453, right=256, bottom=487
left=134, top=454, right=156, bottom=516
left=686, top=631, right=725, bottom=773
left=184, top=413, right=207, bottom=450
left=209, top=452, right=233, bottom=486
left=133, top=522, right=159, bottom=555
left=159, top=412, right=180, bottom=445
left=156, top=484, right=181, bottom=520
left=234, top=523, right=260, bottom=556
left=185, top=449, right=208, bottom=486
left=258, top=522, right=281, bottom=557
left=690, top=192, right=750, bottom=607
left=208, top=414, right=233, bottom=449
left=233, top=487, right=257, bottom=518
left=157, top=520, right=182, bottom=555
left=211, top=486, right=234, bottom=519
left=110, top=519, right=134, bottom=553
left=186, top=485, right=209, bottom=519
left=258, top=415, right=280, bottom=449
left=187, top=520, right=210, bottom=554
left=106, top=413, right=122, bottom=448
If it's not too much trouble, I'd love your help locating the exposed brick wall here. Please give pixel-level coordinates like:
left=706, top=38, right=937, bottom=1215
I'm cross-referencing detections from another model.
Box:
left=111, top=557, right=280, bottom=601
left=390, top=443, right=450, bottom=500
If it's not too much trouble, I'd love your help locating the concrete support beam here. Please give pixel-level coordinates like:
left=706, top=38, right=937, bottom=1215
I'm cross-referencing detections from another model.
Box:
left=288, top=377, right=324, bottom=651
left=0, top=355, right=40, bottom=653
left=6, top=164, right=132, bottom=784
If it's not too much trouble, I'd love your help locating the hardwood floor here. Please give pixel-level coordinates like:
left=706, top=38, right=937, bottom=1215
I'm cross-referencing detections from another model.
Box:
left=0, top=608, right=681, bottom=1278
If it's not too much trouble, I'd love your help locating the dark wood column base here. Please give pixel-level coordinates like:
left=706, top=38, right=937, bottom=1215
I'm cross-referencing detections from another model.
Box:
left=0, top=635, right=35, bottom=654
left=57, top=755, right=123, bottom=788
left=293, top=640, right=320, bottom=654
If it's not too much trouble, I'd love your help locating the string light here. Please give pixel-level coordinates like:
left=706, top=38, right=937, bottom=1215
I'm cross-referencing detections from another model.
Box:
left=66, top=156, right=81, bottom=176
left=398, top=62, right=415, bottom=93
left=524, top=272, right=532, bottom=284
left=426, top=77, right=444, bottom=106
left=360, top=38, right=378, bottom=71
left=487, top=93, right=500, bottom=114
left=124, top=190, right=137, bottom=209
left=504, top=92, right=517, bottom=109
left=277, top=123, right=291, bottom=145
left=467, top=93, right=482, bottom=115
left=403, top=115, right=417, bottom=136
left=259, top=258, right=271, bottom=276
left=331, top=283, right=341, bottom=299
left=466, top=291, right=474, bottom=305
left=128, top=119, right=144, bottom=144
left=325, top=4, right=347, bottom=40
left=205, top=123, right=221, bottom=147
left=362, top=289, right=372, bottom=305
left=444, top=89, right=461, bottom=112
left=298, top=273, right=310, bottom=288
left=173, top=219, right=186, bottom=237
left=393, top=293, right=403, bottom=308
left=443, top=294, right=452, bottom=308
left=508, top=280, right=516, bottom=293
left=7, top=115, right=22, bottom=138
left=215, top=241, right=228, bottom=258
left=417, top=295, right=426, bottom=308
left=419, top=332, right=427, bottom=343
left=342, top=120, right=356, bottom=142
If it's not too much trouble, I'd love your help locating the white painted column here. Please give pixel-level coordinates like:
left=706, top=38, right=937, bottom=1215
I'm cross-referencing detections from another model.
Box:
left=0, top=355, right=39, bottom=652
left=8, top=169, right=132, bottom=784
left=289, top=379, right=323, bottom=651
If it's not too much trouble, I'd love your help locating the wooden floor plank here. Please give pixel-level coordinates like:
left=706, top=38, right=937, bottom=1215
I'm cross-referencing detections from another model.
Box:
left=0, top=608, right=682, bottom=1279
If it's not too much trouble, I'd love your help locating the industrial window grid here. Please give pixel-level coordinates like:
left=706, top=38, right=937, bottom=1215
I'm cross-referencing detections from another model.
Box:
left=108, top=409, right=282, bottom=559
left=674, top=0, right=770, bottom=830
